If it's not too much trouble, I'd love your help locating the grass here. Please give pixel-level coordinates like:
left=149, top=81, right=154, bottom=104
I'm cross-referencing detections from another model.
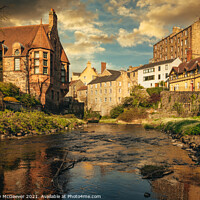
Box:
left=99, top=118, right=117, bottom=123
left=0, top=110, right=84, bottom=137
left=143, top=116, right=200, bottom=136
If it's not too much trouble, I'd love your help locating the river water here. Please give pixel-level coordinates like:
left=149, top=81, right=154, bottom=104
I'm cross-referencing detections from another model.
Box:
left=0, top=124, right=200, bottom=200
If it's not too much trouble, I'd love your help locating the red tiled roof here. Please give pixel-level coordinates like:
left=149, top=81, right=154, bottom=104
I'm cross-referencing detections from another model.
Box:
left=31, top=24, right=53, bottom=51
left=61, top=47, right=69, bottom=63
left=77, top=86, right=87, bottom=91
left=0, top=24, right=49, bottom=56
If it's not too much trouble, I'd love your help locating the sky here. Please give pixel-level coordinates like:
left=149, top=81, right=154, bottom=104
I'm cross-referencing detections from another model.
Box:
left=1, top=0, right=200, bottom=76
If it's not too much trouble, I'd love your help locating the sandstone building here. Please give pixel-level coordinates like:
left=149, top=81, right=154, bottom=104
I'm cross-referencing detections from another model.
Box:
left=0, top=9, right=70, bottom=109
left=71, top=61, right=98, bottom=85
left=87, top=64, right=133, bottom=116
left=169, top=57, right=200, bottom=91
left=153, top=19, right=200, bottom=63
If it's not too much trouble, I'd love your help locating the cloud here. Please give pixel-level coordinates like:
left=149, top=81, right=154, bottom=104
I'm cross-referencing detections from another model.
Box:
left=115, top=0, right=200, bottom=47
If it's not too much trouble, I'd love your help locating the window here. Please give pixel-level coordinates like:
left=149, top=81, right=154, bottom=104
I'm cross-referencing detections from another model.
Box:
left=95, top=90, right=97, bottom=95
left=185, top=49, right=187, bottom=55
left=143, top=75, right=155, bottom=81
left=109, top=97, right=112, bottom=102
left=50, top=54, right=53, bottom=76
left=100, top=89, right=102, bottom=94
left=165, top=65, right=168, bottom=70
left=14, top=49, right=20, bottom=56
left=158, top=74, right=161, bottom=80
left=110, top=82, right=112, bottom=86
left=110, top=89, right=112, bottom=93
left=158, top=66, right=161, bottom=71
left=43, top=67, right=48, bottom=75
left=43, top=60, right=47, bottom=66
left=118, top=97, right=121, bottom=102
left=171, top=85, right=173, bottom=91
left=95, top=98, right=97, bottom=103
left=128, top=83, right=130, bottom=87
left=178, top=38, right=180, bottom=43
left=119, top=82, right=121, bottom=86
left=104, top=97, right=107, bottom=102
left=57, top=92, right=59, bottom=101
left=91, top=85, right=93, bottom=89
left=43, top=52, right=48, bottom=59
left=119, top=88, right=121, bottom=93
left=61, top=64, right=66, bottom=83
left=185, top=39, right=187, bottom=45
left=34, top=59, right=39, bottom=66
left=105, top=82, right=107, bottom=86
left=105, top=89, right=107, bottom=94
left=34, top=66, right=39, bottom=74
left=198, top=82, right=200, bottom=90
left=14, top=58, right=20, bottom=71
left=181, top=40, right=183, bottom=46
left=95, top=84, right=97, bottom=88
left=34, top=51, right=39, bottom=58
left=91, top=90, right=93, bottom=94
left=84, top=76, right=86, bottom=79
left=100, top=83, right=102, bottom=87
left=185, top=82, right=188, bottom=89
left=100, top=98, right=102, bottom=102
left=51, top=90, right=54, bottom=100
left=165, top=73, right=168, bottom=78
left=185, top=30, right=188, bottom=36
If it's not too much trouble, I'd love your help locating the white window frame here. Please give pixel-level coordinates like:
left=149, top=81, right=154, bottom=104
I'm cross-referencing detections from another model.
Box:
left=14, top=58, right=20, bottom=71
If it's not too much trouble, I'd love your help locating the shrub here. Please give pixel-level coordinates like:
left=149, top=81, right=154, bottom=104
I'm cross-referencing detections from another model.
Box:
left=0, top=82, right=20, bottom=97
left=17, top=94, right=40, bottom=108
left=173, top=102, right=184, bottom=115
left=110, top=105, right=124, bottom=118
left=84, top=109, right=101, bottom=120
left=3, top=97, right=19, bottom=102
left=118, top=107, right=147, bottom=122
left=146, top=87, right=165, bottom=96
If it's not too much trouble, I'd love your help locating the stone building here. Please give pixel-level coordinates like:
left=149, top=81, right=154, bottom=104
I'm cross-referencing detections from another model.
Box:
left=0, top=9, right=70, bottom=109
left=71, top=61, right=98, bottom=85
left=66, top=79, right=85, bottom=99
left=87, top=64, right=133, bottom=116
left=169, top=57, right=200, bottom=91
left=153, top=18, right=200, bottom=63
left=137, top=58, right=181, bottom=88
left=77, top=86, right=87, bottom=105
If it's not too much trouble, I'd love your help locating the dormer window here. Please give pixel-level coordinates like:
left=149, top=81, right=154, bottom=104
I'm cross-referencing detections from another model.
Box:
left=14, top=49, right=20, bottom=56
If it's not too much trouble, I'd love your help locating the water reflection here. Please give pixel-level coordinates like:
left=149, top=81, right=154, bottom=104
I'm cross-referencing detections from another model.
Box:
left=0, top=124, right=200, bottom=199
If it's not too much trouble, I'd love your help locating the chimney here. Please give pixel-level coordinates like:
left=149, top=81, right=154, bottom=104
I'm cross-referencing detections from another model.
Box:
left=87, top=61, right=91, bottom=68
left=172, top=26, right=182, bottom=34
left=187, top=48, right=192, bottom=62
left=49, top=8, right=57, bottom=32
left=101, top=62, right=106, bottom=74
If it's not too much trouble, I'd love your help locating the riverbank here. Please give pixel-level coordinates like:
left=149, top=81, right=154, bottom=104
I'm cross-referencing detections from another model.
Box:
left=0, top=110, right=84, bottom=140
left=143, top=116, right=200, bottom=163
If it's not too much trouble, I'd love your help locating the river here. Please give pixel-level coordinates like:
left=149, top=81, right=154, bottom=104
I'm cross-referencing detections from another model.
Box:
left=0, top=124, right=200, bottom=200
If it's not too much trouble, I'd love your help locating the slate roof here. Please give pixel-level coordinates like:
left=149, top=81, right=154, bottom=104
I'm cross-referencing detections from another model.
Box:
left=77, top=86, right=87, bottom=91
left=88, top=69, right=121, bottom=85
left=72, top=72, right=81, bottom=76
left=138, top=59, right=176, bottom=70
left=171, top=57, right=200, bottom=74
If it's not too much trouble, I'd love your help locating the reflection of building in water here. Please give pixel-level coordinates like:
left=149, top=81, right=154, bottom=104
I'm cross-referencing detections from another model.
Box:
left=152, top=178, right=200, bottom=200
left=2, top=147, right=54, bottom=195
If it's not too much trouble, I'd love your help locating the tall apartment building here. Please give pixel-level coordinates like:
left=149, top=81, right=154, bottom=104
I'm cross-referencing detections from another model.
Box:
left=153, top=18, right=200, bottom=63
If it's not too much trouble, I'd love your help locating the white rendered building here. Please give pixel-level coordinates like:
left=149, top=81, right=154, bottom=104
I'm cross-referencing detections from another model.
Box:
left=137, top=58, right=181, bottom=88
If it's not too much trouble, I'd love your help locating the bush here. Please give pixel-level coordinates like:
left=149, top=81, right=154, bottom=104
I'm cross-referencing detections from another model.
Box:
left=3, top=97, right=19, bottom=102
left=173, top=102, right=184, bottom=115
left=84, top=109, right=101, bottom=120
left=146, top=87, right=165, bottom=96
left=110, top=105, right=124, bottom=118
left=0, top=82, right=20, bottom=97
left=118, top=107, right=147, bottom=122
left=17, top=94, right=40, bottom=108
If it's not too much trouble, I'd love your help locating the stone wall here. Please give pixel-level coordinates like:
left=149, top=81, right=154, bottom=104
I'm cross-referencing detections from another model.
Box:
left=161, top=91, right=200, bottom=116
